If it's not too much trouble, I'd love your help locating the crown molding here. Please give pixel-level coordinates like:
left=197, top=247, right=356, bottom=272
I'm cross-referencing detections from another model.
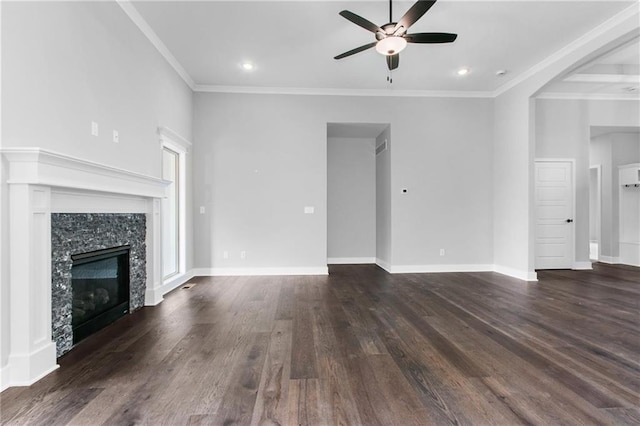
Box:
left=193, top=84, right=493, bottom=98
left=493, top=3, right=640, bottom=97
left=116, top=0, right=195, bottom=90
left=117, top=0, right=638, bottom=100
left=535, top=92, right=640, bottom=101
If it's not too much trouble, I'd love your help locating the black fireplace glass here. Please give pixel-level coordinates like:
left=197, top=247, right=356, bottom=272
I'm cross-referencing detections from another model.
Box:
left=71, top=246, right=130, bottom=344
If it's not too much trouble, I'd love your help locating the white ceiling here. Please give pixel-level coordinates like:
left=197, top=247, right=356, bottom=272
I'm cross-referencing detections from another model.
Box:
left=130, top=0, right=637, bottom=94
left=541, top=37, right=640, bottom=98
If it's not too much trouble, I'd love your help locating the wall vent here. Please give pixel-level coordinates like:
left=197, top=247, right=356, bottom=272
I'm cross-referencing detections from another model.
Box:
left=376, top=140, right=388, bottom=155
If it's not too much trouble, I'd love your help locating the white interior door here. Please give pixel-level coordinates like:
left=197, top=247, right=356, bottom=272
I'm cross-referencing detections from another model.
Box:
left=535, top=161, right=574, bottom=269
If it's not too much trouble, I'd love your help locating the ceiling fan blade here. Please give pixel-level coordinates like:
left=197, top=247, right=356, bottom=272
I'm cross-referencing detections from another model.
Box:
left=386, top=54, right=399, bottom=70
left=339, top=10, right=384, bottom=34
left=404, top=32, right=457, bottom=43
left=334, top=42, right=377, bottom=60
left=393, top=0, right=437, bottom=34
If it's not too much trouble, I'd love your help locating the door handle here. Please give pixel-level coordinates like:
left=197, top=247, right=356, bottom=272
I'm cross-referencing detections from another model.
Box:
left=566, top=219, right=573, bottom=223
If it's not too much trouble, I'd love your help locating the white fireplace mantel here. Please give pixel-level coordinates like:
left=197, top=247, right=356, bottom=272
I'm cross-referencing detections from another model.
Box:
left=1, top=148, right=169, bottom=391
left=2, top=148, right=169, bottom=198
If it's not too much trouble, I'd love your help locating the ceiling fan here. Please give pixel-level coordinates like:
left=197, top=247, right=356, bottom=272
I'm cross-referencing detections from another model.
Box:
left=334, top=0, right=457, bottom=78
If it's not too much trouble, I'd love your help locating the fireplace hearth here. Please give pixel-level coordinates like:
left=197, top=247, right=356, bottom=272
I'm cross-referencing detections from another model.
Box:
left=71, top=246, right=131, bottom=344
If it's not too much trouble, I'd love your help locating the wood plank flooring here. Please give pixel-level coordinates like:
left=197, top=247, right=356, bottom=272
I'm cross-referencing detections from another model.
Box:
left=1, top=263, right=639, bottom=425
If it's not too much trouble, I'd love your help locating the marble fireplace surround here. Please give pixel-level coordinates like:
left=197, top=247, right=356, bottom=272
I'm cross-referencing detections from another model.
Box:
left=1, top=148, right=168, bottom=390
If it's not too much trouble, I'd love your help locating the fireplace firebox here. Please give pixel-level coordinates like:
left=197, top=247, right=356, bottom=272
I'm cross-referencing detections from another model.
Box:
left=71, top=246, right=130, bottom=344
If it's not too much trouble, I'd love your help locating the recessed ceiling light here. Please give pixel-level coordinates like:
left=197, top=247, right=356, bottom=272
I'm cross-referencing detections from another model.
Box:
left=241, top=62, right=254, bottom=71
left=623, top=86, right=638, bottom=92
left=496, top=69, right=507, bottom=77
left=457, top=67, right=470, bottom=76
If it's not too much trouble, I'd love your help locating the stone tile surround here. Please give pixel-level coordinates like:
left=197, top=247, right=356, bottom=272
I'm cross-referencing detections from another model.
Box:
left=51, top=213, right=146, bottom=356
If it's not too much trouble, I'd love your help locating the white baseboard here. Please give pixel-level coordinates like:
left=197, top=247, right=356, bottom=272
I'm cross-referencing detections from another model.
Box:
left=192, top=266, right=329, bottom=277
left=599, top=256, right=621, bottom=264
left=493, top=264, right=538, bottom=281
left=3, top=342, right=59, bottom=392
left=573, top=261, right=593, bottom=270
left=375, top=258, right=392, bottom=272
left=162, top=270, right=196, bottom=294
left=389, top=264, right=495, bottom=274
left=0, top=364, right=9, bottom=393
left=327, top=257, right=375, bottom=264
left=145, top=270, right=196, bottom=305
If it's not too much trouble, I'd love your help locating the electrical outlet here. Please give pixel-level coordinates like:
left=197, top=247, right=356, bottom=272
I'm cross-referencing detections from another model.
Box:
left=200, top=206, right=205, bottom=214
left=240, top=251, right=246, bottom=259
left=223, top=251, right=228, bottom=259
left=439, top=249, right=445, bottom=256
left=91, top=121, right=99, bottom=136
left=304, top=206, right=315, bottom=214
left=113, top=130, right=119, bottom=143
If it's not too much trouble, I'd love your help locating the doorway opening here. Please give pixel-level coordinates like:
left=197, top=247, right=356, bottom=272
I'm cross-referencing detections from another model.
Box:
left=326, top=123, right=391, bottom=268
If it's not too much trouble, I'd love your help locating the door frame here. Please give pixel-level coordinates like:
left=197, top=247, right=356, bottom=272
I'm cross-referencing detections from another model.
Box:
left=534, top=158, right=576, bottom=269
left=589, top=164, right=602, bottom=262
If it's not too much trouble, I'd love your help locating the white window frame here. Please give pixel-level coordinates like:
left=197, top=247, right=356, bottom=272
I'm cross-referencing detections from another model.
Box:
left=159, top=127, right=190, bottom=282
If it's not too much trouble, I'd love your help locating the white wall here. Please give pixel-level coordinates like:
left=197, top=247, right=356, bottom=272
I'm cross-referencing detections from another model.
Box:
left=1, top=2, right=193, bottom=375
left=192, top=93, right=494, bottom=272
left=492, top=6, right=638, bottom=280
left=2, top=1, right=192, bottom=175
left=376, top=127, right=392, bottom=266
left=536, top=99, right=640, bottom=265
left=327, top=137, right=376, bottom=261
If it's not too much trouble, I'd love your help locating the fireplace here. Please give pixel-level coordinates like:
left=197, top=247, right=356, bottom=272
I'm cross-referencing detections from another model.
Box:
left=71, top=246, right=130, bottom=344
left=1, top=147, right=168, bottom=391
left=51, top=213, right=147, bottom=356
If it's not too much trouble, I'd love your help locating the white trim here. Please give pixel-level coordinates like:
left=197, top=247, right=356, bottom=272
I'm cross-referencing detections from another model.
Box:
left=0, top=365, right=9, bottom=393
left=160, top=130, right=188, bottom=281
left=50, top=189, right=148, bottom=214
left=493, top=264, right=538, bottom=281
left=564, top=74, right=640, bottom=84
left=388, top=264, right=494, bottom=274
left=192, top=267, right=329, bottom=276
left=375, top=258, right=392, bottom=273
left=158, top=127, right=192, bottom=152
left=599, top=256, right=621, bottom=264
left=194, top=84, right=493, bottom=98
left=535, top=93, right=640, bottom=101
left=327, top=257, right=376, bottom=264
left=0, top=148, right=169, bottom=198
left=589, top=164, right=602, bottom=263
left=573, top=261, right=594, bottom=270
left=116, top=1, right=195, bottom=90
left=145, top=270, right=196, bottom=306
left=494, top=3, right=640, bottom=97
left=5, top=341, right=59, bottom=389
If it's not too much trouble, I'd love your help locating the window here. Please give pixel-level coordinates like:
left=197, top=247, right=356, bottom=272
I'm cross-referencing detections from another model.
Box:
left=162, top=147, right=179, bottom=279
left=159, top=127, right=189, bottom=282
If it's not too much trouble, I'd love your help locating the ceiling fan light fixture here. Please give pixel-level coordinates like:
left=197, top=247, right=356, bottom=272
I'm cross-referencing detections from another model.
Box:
left=375, top=36, right=407, bottom=56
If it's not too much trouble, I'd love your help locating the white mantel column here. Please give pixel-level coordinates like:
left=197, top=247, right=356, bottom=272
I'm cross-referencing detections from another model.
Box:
left=144, top=197, right=164, bottom=305
left=7, top=183, right=58, bottom=386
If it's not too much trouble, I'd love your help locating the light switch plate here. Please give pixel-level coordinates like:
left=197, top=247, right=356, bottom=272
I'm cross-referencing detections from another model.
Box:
left=304, top=206, right=315, bottom=214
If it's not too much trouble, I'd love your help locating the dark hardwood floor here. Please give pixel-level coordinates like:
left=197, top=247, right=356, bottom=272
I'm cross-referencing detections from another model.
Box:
left=1, top=263, right=639, bottom=425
